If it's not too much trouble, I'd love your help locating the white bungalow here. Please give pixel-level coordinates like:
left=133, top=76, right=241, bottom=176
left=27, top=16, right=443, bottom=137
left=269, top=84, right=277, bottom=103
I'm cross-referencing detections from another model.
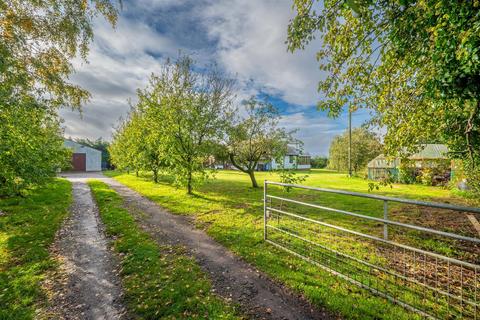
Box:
left=258, top=145, right=311, bottom=171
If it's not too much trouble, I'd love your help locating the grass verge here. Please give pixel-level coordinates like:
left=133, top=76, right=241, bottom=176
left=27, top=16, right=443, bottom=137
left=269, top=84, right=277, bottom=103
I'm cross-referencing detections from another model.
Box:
left=103, top=169, right=472, bottom=320
left=88, top=180, right=240, bottom=319
left=0, top=179, right=72, bottom=320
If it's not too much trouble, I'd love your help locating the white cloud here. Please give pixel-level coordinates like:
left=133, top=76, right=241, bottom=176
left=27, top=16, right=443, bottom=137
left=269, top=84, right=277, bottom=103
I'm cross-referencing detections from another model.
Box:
left=60, top=17, right=179, bottom=140
left=60, top=0, right=369, bottom=156
left=200, top=0, right=324, bottom=106
left=279, top=113, right=344, bottom=156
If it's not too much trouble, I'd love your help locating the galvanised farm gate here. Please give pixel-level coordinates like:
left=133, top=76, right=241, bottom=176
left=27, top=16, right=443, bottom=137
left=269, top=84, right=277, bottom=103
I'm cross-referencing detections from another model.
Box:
left=263, top=181, right=480, bottom=319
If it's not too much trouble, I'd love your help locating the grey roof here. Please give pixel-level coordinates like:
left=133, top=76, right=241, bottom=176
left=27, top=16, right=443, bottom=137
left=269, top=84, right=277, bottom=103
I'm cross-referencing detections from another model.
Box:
left=367, top=154, right=399, bottom=169
left=64, top=139, right=102, bottom=154
left=286, top=145, right=310, bottom=156
left=408, top=144, right=448, bottom=160
left=367, top=144, right=449, bottom=168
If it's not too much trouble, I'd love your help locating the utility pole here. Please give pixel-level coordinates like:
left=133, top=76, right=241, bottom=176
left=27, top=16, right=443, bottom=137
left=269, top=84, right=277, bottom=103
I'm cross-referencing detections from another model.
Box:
left=348, top=109, right=352, bottom=177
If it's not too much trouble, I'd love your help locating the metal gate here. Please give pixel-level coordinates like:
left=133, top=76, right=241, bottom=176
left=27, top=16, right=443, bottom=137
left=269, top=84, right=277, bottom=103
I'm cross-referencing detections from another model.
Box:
left=263, top=180, right=480, bottom=319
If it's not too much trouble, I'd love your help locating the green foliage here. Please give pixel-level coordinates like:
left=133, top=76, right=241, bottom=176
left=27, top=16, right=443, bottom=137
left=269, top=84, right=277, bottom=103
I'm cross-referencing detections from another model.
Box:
left=311, top=156, right=328, bottom=169
left=0, top=0, right=119, bottom=110
left=0, top=101, right=70, bottom=196
left=111, top=55, right=235, bottom=193
left=277, top=169, right=307, bottom=192
left=226, top=97, right=291, bottom=188
left=398, top=161, right=416, bottom=185
left=107, top=169, right=461, bottom=320
left=0, top=179, right=71, bottom=319
left=88, top=180, right=239, bottom=319
left=1, top=1, right=118, bottom=196
left=418, top=168, right=434, bottom=186
left=109, top=109, right=167, bottom=182
left=287, top=0, right=480, bottom=194
left=328, top=127, right=382, bottom=173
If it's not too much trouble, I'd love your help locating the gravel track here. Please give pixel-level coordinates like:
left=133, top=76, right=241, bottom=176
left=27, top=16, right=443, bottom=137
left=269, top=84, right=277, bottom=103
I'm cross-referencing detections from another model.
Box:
left=47, top=176, right=127, bottom=320
left=94, top=174, right=335, bottom=320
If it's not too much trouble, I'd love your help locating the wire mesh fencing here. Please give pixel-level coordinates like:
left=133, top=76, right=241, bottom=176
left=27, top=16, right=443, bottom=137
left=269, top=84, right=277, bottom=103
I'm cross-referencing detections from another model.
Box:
left=263, top=181, right=480, bottom=319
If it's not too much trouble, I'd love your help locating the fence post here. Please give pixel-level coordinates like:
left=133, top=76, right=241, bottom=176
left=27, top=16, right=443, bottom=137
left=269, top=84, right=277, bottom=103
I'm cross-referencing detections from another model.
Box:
left=264, top=180, right=268, bottom=241
left=383, top=200, right=388, bottom=240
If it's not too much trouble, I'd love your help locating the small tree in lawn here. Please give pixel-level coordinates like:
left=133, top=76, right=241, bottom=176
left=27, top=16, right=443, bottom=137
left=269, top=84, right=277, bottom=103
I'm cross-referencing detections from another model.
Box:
left=110, top=108, right=167, bottom=182
left=138, top=56, right=235, bottom=194
left=226, top=97, right=290, bottom=188
left=109, top=111, right=144, bottom=175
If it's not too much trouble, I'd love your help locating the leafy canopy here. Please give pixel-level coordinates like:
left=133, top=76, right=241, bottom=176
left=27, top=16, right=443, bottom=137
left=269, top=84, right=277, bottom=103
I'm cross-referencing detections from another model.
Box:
left=111, top=56, right=235, bottom=194
left=0, top=0, right=119, bottom=109
left=287, top=0, right=480, bottom=190
left=0, top=0, right=118, bottom=195
left=225, top=97, right=291, bottom=188
left=328, top=127, right=382, bottom=173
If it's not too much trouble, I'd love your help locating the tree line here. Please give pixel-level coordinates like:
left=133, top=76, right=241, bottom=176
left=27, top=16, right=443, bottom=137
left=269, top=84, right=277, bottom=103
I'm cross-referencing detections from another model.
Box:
left=0, top=0, right=119, bottom=196
left=288, top=0, right=480, bottom=194
left=109, top=56, right=293, bottom=193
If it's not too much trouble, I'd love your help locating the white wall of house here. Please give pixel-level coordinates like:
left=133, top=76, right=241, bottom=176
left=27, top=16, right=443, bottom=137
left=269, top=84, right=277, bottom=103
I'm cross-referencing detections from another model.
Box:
left=270, top=156, right=311, bottom=170
left=64, top=140, right=102, bottom=171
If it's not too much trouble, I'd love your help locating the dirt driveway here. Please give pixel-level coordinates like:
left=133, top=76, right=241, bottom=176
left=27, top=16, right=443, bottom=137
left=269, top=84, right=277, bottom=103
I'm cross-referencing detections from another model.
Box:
left=49, top=173, right=126, bottom=319
left=60, top=172, right=334, bottom=320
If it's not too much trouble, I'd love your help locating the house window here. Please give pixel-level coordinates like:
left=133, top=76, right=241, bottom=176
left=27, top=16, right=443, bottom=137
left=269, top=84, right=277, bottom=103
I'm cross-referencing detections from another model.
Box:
left=289, top=155, right=295, bottom=163
left=298, top=156, right=310, bottom=165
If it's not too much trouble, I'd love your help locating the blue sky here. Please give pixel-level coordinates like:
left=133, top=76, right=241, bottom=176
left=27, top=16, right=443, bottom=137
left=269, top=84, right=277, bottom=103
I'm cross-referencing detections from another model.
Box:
left=60, top=0, right=370, bottom=156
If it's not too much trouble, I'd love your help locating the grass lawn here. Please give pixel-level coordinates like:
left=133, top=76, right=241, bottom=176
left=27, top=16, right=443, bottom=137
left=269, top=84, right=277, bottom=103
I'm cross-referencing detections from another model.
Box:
left=0, top=179, right=72, bottom=320
left=104, top=169, right=478, bottom=319
left=88, top=180, right=241, bottom=319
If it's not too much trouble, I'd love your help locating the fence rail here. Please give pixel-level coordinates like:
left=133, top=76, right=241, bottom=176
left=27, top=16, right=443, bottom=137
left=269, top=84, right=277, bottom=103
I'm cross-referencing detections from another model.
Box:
left=263, top=180, right=480, bottom=319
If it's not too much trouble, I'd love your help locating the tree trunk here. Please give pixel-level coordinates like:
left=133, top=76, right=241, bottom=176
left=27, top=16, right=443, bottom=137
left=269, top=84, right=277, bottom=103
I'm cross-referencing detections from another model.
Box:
left=153, top=169, right=158, bottom=183
left=136, top=170, right=139, bottom=177
left=187, top=170, right=193, bottom=194
left=248, top=170, right=259, bottom=188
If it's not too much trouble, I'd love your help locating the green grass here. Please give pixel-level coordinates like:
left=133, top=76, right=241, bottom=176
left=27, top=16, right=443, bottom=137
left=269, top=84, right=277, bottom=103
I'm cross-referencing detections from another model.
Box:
left=105, top=169, right=472, bottom=319
left=88, top=180, right=240, bottom=319
left=0, top=179, right=72, bottom=320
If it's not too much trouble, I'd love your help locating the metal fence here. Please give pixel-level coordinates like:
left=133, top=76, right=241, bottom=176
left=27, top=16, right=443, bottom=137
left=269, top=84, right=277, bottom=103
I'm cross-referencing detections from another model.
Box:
left=263, top=180, right=480, bottom=319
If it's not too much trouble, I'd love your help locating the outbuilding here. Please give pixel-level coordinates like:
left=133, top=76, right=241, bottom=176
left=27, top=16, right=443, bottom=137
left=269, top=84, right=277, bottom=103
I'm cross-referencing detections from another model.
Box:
left=64, top=140, right=102, bottom=172
left=367, top=144, right=451, bottom=183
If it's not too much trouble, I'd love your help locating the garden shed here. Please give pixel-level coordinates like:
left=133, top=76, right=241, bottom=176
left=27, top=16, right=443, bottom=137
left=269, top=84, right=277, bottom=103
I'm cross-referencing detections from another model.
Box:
left=63, top=139, right=102, bottom=172
left=367, top=155, right=400, bottom=180
left=367, top=144, right=451, bottom=182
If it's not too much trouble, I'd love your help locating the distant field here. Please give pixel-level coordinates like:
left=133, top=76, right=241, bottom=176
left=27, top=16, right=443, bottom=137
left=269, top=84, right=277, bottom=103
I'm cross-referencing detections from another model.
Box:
left=106, top=169, right=478, bottom=319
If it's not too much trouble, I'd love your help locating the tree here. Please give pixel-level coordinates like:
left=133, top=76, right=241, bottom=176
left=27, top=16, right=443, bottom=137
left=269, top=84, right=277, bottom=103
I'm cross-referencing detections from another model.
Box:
left=109, top=109, right=165, bottom=181
left=328, top=128, right=382, bottom=173
left=135, top=56, right=235, bottom=194
left=226, top=97, right=290, bottom=188
left=1, top=0, right=119, bottom=110
left=287, top=1, right=480, bottom=192
left=0, top=1, right=118, bottom=196
left=311, top=156, right=328, bottom=169
left=0, top=101, right=70, bottom=196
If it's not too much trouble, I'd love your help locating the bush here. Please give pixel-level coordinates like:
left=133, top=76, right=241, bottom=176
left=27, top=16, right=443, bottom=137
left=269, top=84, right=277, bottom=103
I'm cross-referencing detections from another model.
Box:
left=418, top=168, right=434, bottom=186
left=0, top=102, right=70, bottom=196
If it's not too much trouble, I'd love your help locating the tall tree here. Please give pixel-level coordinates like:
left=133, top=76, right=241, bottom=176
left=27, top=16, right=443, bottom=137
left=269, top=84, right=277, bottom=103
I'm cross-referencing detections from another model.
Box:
left=0, top=101, right=70, bottom=196
left=1, top=0, right=119, bottom=109
left=0, top=0, right=118, bottom=195
left=287, top=1, right=480, bottom=192
left=328, top=128, right=382, bottom=173
left=226, top=97, right=290, bottom=188
left=136, top=56, right=235, bottom=194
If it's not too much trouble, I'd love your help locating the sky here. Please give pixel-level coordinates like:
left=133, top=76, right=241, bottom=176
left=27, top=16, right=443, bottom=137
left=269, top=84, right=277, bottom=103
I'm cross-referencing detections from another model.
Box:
left=60, top=0, right=371, bottom=156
